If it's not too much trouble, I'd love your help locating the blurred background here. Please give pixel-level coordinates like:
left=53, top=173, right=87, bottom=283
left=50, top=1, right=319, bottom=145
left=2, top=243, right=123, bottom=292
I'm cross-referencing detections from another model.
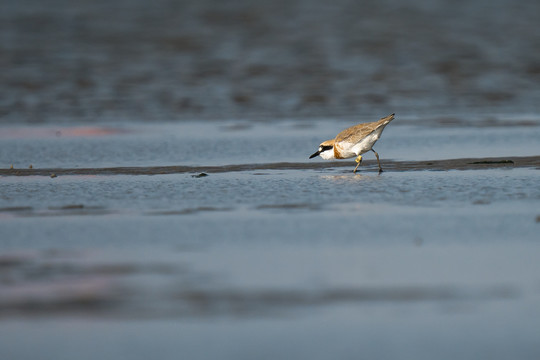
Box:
left=2, top=0, right=540, bottom=124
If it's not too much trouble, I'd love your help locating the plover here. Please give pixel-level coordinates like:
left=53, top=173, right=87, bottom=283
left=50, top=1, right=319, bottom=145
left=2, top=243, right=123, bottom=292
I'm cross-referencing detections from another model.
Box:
left=309, top=113, right=395, bottom=173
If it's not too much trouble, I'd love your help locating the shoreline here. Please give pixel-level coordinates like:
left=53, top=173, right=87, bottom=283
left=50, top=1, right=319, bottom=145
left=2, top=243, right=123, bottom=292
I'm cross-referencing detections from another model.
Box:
left=1, top=156, right=538, bottom=177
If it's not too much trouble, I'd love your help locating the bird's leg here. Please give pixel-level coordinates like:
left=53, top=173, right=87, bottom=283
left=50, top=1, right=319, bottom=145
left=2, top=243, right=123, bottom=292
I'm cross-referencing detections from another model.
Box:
left=371, top=148, right=382, bottom=173
left=353, top=155, right=362, bottom=173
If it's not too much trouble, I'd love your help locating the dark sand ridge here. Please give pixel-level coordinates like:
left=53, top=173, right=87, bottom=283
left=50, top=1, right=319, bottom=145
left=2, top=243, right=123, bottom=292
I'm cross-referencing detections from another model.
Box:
left=2, top=156, right=539, bottom=177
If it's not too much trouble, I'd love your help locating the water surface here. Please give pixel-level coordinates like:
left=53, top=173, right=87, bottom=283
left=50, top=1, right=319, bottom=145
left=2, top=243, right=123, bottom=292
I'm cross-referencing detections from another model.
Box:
left=2, top=0, right=540, bottom=358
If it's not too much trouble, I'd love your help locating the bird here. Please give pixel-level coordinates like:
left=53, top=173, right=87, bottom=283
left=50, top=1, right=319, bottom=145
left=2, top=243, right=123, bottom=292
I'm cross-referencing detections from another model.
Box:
left=309, top=113, right=395, bottom=173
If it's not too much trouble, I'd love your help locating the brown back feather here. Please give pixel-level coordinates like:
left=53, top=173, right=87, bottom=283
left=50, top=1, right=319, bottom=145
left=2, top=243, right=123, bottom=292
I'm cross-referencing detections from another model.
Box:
left=335, top=113, right=394, bottom=144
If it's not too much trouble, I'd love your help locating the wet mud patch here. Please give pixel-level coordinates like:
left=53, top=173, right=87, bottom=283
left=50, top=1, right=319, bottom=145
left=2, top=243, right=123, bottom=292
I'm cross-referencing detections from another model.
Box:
left=146, top=206, right=233, bottom=216
left=468, top=160, right=514, bottom=165
left=256, top=203, right=322, bottom=211
left=0, top=206, right=33, bottom=213
left=1, top=156, right=538, bottom=177
left=0, top=205, right=113, bottom=218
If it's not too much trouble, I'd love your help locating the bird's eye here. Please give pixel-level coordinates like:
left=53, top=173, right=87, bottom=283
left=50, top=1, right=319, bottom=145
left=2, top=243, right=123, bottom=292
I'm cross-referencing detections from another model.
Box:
left=321, top=145, right=333, bottom=152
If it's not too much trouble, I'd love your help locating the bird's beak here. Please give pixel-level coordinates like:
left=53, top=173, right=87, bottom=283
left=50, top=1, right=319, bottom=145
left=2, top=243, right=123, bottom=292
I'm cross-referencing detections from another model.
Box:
left=309, top=150, right=321, bottom=159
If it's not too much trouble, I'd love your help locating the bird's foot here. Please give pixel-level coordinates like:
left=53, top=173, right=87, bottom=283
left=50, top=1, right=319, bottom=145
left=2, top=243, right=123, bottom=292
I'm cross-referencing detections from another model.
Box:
left=353, top=155, right=362, bottom=173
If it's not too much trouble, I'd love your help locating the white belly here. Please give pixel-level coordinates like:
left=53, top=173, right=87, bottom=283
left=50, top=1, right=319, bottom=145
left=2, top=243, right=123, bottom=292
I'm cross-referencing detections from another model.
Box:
left=341, top=127, right=384, bottom=158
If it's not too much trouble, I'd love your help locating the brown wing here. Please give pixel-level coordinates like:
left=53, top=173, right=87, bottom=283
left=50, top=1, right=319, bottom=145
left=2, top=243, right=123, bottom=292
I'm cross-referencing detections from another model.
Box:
left=335, top=113, right=395, bottom=144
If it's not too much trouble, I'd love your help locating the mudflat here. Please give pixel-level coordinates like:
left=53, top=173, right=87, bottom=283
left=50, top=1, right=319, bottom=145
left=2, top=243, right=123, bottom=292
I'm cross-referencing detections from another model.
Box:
left=2, top=0, right=540, bottom=358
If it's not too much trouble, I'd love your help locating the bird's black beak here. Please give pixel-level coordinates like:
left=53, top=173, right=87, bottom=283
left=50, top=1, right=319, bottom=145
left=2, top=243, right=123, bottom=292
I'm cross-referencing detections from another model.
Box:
left=309, top=150, right=320, bottom=159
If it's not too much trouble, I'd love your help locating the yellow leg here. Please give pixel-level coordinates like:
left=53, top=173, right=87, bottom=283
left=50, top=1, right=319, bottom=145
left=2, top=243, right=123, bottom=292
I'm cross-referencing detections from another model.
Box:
left=353, top=155, right=362, bottom=173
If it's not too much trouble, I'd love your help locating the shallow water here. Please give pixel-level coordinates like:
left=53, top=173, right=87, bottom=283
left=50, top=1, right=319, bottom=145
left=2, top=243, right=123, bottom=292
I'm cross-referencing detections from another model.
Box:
left=1, top=245, right=540, bottom=360
left=1, top=119, right=539, bottom=169
left=2, top=0, right=540, bottom=358
left=1, top=119, right=540, bottom=359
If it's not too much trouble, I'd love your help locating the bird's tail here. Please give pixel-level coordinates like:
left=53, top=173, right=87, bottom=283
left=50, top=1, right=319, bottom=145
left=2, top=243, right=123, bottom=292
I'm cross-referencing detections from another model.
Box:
left=380, top=113, right=395, bottom=125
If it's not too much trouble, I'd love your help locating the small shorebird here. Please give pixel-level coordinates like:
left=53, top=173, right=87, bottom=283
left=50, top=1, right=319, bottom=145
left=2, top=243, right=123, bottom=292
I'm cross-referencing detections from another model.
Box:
left=309, top=113, right=395, bottom=173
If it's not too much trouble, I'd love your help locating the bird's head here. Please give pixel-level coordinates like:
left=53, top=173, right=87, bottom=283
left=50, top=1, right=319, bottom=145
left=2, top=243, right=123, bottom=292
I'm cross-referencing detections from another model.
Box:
left=309, top=140, right=335, bottom=160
